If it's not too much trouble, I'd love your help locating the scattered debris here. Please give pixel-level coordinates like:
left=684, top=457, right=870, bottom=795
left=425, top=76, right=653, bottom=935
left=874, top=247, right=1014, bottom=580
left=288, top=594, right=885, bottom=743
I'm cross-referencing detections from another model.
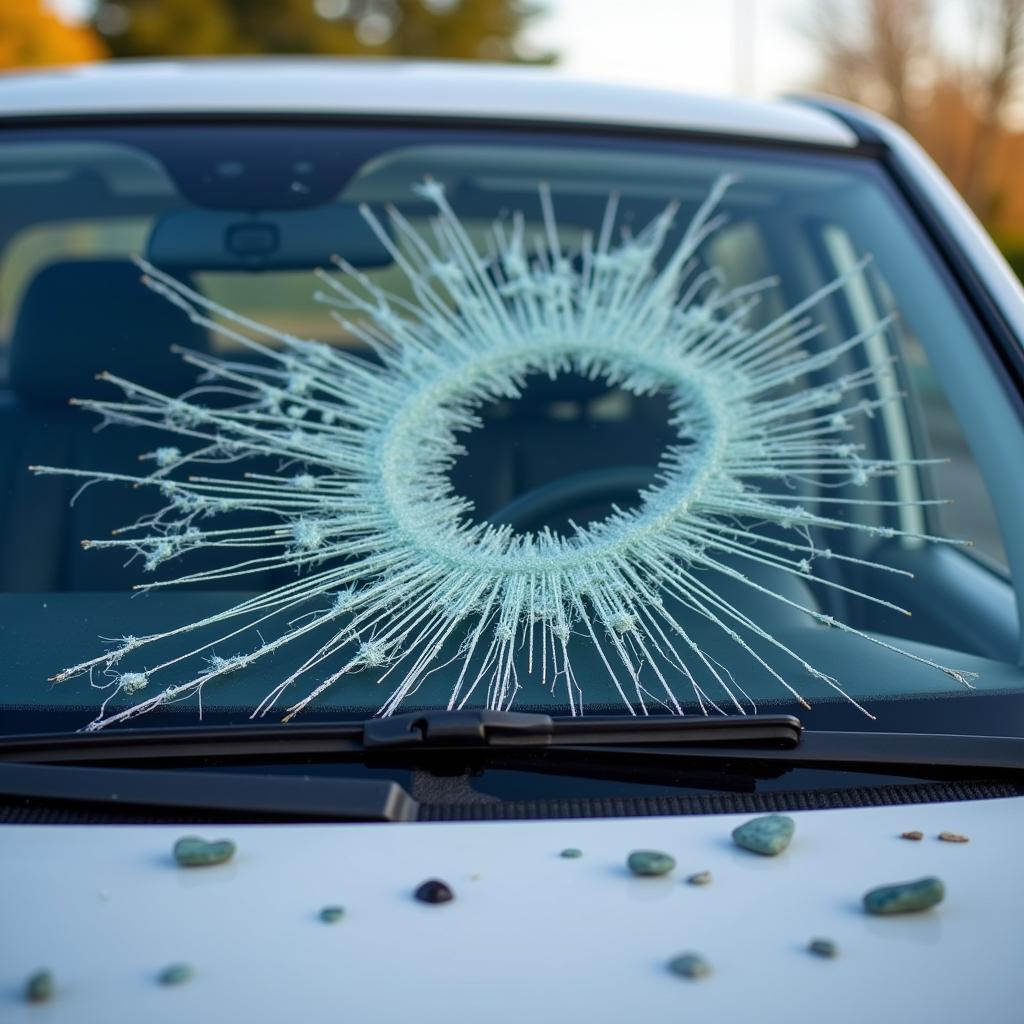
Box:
left=808, top=938, right=838, bottom=959
left=318, top=906, right=345, bottom=924
left=863, top=876, right=945, bottom=915
left=686, top=871, right=712, bottom=886
left=731, top=814, right=795, bottom=856
left=938, top=831, right=969, bottom=843
left=668, top=953, right=712, bottom=980
left=560, top=848, right=583, bottom=859
left=25, top=969, right=54, bottom=1003
left=414, top=879, right=454, bottom=904
left=173, top=835, right=236, bottom=868
left=627, top=850, right=676, bottom=877
left=900, top=830, right=924, bottom=841
left=158, top=964, right=194, bottom=987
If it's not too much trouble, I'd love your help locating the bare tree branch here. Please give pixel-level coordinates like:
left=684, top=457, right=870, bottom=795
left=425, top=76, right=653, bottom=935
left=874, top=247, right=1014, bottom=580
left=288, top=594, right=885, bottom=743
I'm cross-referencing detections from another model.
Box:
left=797, top=0, right=931, bottom=129
left=962, top=0, right=1024, bottom=213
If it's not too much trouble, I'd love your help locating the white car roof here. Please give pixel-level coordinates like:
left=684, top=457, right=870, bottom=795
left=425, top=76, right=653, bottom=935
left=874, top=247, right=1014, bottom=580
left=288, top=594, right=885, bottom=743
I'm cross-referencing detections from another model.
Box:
left=0, top=59, right=856, bottom=147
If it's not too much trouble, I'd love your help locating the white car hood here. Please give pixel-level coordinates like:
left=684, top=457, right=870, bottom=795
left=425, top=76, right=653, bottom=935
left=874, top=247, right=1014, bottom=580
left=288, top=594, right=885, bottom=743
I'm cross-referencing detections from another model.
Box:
left=2, top=796, right=1022, bottom=1023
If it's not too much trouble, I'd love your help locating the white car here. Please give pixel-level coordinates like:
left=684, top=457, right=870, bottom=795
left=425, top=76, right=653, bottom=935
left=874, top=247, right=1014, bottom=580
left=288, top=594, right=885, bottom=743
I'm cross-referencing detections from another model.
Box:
left=1, top=60, right=1023, bottom=1023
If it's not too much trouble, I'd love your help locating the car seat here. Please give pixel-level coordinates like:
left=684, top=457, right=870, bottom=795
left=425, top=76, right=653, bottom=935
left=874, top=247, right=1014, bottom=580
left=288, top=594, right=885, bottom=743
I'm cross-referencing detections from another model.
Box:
left=0, top=259, right=211, bottom=591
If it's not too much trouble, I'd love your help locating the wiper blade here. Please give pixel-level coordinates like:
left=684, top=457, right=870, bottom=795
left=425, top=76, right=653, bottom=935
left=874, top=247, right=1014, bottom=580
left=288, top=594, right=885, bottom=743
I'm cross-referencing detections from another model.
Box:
left=361, top=711, right=803, bottom=750
left=0, top=710, right=802, bottom=765
left=2, top=711, right=1023, bottom=779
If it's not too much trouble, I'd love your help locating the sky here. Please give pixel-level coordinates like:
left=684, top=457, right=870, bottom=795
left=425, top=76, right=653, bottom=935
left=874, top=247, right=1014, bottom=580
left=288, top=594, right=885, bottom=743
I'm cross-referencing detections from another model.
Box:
left=51, top=0, right=971, bottom=103
left=525, top=0, right=817, bottom=99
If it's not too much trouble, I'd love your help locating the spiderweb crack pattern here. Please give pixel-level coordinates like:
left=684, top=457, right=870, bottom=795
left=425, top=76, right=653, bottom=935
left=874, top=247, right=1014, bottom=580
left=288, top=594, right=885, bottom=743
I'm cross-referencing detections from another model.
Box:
left=32, top=176, right=976, bottom=730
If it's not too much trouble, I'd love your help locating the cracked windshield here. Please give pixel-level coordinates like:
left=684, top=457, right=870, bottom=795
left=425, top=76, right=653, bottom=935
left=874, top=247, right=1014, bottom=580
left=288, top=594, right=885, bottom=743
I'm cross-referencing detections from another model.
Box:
left=0, top=124, right=1017, bottom=733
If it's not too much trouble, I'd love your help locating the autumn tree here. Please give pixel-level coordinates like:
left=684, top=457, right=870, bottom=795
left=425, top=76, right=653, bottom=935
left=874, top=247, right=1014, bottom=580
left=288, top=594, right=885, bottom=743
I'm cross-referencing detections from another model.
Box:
left=0, top=1, right=106, bottom=71
left=959, top=0, right=1024, bottom=216
left=796, top=0, right=932, bottom=130
left=91, top=0, right=552, bottom=63
left=800, top=0, right=1024, bottom=232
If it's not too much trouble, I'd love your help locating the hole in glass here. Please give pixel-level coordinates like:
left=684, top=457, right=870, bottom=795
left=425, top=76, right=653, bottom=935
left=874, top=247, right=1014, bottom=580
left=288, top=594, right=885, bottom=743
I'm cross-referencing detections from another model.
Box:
left=447, top=371, right=677, bottom=536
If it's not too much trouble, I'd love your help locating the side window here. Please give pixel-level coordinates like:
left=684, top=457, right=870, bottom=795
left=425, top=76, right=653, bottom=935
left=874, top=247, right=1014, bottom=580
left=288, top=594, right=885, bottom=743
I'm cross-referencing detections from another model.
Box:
left=821, top=222, right=1008, bottom=572
left=900, top=332, right=1008, bottom=570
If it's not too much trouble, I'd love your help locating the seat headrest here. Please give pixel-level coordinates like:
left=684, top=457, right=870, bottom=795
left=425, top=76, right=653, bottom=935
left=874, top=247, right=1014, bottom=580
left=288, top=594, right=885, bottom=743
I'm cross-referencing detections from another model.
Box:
left=10, top=260, right=210, bottom=406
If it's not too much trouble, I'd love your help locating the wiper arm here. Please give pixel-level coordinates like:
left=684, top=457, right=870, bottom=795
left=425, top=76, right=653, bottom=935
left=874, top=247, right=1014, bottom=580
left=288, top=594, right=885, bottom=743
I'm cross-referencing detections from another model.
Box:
left=0, top=762, right=417, bottom=822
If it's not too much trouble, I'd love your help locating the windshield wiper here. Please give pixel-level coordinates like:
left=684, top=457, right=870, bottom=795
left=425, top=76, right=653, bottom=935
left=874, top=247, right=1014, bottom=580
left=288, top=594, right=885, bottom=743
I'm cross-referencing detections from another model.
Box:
left=1, top=711, right=1022, bottom=823
left=0, top=710, right=802, bottom=764
left=2, top=711, right=1024, bottom=776
left=0, top=714, right=799, bottom=824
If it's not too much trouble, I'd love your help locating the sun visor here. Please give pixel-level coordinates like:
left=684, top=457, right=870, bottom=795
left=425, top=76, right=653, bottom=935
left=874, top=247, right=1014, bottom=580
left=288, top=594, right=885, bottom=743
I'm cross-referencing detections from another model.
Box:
left=146, top=204, right=393, bottom=271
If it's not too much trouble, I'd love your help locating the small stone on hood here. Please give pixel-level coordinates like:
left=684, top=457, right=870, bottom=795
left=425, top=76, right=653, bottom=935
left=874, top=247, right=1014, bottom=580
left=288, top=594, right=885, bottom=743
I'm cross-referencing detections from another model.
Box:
left=414, top=879, right=454, bottom=904
left=863, top=876, right=945, bottom=915
left=158, top=964, right=193, bottom=987
left=668, top=952, right=712, bottom=980
left=731, top=814, right=795, bottom=856
left=25, top=970, right=54, bottom=1003
left=173, top=835, right=236, bottom=867
left=627, top=850, right=676, bottom=877
left=808, top=938, right=838, bottom=959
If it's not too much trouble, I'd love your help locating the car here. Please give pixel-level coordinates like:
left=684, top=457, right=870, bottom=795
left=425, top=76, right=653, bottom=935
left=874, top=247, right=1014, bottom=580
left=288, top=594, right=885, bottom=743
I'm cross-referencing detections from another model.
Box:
left=0, top=59, right=1022, bottom=1023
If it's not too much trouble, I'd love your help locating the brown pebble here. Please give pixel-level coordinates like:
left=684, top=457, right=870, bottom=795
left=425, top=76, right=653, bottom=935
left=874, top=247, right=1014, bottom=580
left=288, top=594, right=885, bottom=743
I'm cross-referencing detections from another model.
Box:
left=938, top=831, right=969, bottom=843
left=900, top=830, right=924, bottom=841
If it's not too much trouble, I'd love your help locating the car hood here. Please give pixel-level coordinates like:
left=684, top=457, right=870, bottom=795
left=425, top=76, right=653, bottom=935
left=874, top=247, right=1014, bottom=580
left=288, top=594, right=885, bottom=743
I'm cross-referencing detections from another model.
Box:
left=2, top=796, right=1021, bottom=1023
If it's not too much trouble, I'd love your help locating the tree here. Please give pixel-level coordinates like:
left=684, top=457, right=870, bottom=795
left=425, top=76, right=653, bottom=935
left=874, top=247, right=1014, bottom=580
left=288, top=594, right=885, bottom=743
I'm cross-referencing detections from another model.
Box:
left=91, top=0, right=552, bottom=63
left=799, top=0, right=1024, bottom=229
left=960, top=0, right=1024, bottom=216
left=796, top=0, right=932, bottom=130
left=0, top=1, right=106, bottom=70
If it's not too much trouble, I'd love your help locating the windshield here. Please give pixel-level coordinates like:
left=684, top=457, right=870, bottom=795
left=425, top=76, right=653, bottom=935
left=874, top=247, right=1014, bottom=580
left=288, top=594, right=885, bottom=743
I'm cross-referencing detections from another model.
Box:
left=0, top=122, right=1019, bottom=736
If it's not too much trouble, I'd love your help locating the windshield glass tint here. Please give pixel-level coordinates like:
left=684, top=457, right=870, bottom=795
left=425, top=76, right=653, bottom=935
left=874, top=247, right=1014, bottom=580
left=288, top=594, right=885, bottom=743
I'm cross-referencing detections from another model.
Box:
left=0, top=124, right=1018, bottom=735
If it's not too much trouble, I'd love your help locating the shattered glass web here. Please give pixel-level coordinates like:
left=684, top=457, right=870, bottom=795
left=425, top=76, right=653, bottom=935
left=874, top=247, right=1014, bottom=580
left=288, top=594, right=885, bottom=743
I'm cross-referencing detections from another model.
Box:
left=33, top=176, right=976, bottom=731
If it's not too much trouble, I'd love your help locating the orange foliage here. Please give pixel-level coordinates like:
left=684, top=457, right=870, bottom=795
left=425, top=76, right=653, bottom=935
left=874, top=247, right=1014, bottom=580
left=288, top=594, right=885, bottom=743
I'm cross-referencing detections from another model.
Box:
left=913, top=73, right=1024, bottom=238
left=0, top=1, right=106, bottom=71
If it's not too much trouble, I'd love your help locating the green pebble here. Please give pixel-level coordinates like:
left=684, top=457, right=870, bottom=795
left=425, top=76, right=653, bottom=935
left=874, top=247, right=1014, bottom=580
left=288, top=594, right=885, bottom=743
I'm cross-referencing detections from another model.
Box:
left=668, top=952, right=712, bottom=980
left=25, top=969, right=54, bottom=1003
left=319, top=905, right=345, bottom=923
left=627, top=850, right=676, bottom=877
left=158, top=963, right=193, bottom=987
left=686, top=871, right=712, bottom=886
left=863, top=876, right=945, bottom=915
left=731, top=814, right=795, bottom=856
left=808, top=938, right=838, bottom=959
left=560, top=848, right=583, bottom=859
left=173, top=835, right=236, bottom=867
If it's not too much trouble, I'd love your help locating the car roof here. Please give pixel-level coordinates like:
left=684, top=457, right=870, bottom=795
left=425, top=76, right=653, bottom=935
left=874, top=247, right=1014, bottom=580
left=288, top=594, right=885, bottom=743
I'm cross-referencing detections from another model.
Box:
left=0, top=59, right=856, bottom=147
